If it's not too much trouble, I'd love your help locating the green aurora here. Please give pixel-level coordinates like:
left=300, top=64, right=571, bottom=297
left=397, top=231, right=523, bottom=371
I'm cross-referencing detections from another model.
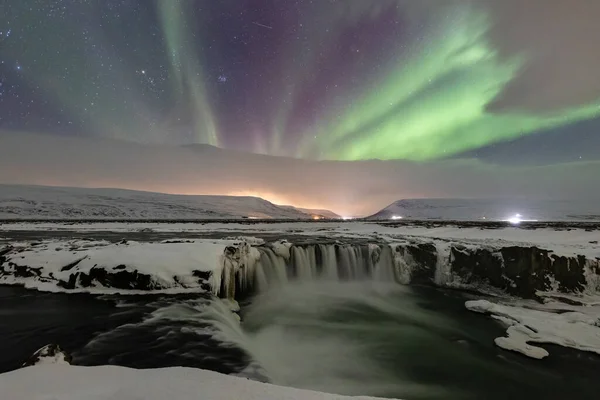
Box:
left=297, top=2, right=600, bottom=160
left=2, top=0, right=599, bottom=161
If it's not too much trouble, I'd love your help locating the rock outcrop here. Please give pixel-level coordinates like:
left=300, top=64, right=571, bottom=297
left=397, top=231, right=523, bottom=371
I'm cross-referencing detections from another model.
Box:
left=22, top=344, right=72, bottom=367
left=446, top=245, right=594, bottom=298
left=1, top=239, right=598, bottom=301
left=219, top=241, right=599, bottom=301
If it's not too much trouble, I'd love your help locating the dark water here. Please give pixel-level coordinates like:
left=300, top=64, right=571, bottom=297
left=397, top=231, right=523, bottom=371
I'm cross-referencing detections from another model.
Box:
left=0, top=287, right=247, bottom=374
left=1, top=284, right=599, bottom=399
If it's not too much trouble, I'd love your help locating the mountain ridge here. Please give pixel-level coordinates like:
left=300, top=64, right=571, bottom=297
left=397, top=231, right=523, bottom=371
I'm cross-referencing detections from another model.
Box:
left=0, top=184, right=336, bottom=220
left=368, top=198, right=600, bottom=221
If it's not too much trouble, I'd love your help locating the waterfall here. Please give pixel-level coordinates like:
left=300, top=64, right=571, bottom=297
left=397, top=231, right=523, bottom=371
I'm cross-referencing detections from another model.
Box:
left=319, top=244, right=338, bottom=280
left=254, top=248, right=288, bottom=291
left=218, top=242, right=404, bottom=299
left=373, top=245, right=395, bottom=282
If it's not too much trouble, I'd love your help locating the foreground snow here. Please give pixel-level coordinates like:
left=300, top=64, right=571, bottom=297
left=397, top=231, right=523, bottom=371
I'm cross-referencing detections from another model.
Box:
left=0, top=365, right=395, bottom=400
left=466, top=299, right=600, bottom=359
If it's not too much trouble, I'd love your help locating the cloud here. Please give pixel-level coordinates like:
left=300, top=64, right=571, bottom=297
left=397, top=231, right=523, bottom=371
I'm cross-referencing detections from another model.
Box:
left=485, top=0, right=600, bottom=112
left=1, top=131, right=598, bottom=216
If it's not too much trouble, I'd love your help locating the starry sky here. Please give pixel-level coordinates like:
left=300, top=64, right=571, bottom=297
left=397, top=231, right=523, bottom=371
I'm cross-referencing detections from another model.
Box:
left=1, top=0, right=600, bottom=165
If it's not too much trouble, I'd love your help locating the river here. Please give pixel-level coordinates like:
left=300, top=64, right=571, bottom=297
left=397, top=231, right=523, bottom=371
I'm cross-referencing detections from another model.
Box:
left=1, top=284, right=599, bottom=399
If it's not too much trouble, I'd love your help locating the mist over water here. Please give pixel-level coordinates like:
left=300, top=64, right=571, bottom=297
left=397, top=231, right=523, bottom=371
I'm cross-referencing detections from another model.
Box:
left=198, top=281, right=600, bottom=400
left=205, top=282, right=455, bottom=398
left=2, top=283, right=599, bottom=399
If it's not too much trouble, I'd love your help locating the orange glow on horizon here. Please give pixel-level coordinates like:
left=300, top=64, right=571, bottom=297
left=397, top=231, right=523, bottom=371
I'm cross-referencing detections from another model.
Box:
left=34, top=181, right=358, bottom=216
left=224, top=190, right=331, bottom=213
left=225, top=190, right=291, bottom=206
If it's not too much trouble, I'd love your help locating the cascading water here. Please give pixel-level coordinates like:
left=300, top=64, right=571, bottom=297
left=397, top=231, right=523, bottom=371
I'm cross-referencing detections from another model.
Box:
left=204, top=242, right=474, bottom=398
left=65, top=240, right=598, bottom=400
left=201, top=279, right=585, bottom=400
left=187, top=241, right=600, bottom=399
left=222, top=242, right=401, bottom=298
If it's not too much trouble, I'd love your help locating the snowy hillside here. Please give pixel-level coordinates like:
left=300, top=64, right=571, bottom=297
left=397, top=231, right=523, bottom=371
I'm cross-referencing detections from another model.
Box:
left=0, top=185, right=316, bottom=220
left=368, top=198, right=600, bottom=221
left=281, top=205, right=341, bottom=219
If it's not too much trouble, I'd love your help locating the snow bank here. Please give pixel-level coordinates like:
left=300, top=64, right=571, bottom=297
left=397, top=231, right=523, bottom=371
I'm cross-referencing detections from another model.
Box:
left=0, top=365, right=396, bottom=400
left=466, top=299, right=600, bottom=359
left=0, top=239, right=260, bottom=295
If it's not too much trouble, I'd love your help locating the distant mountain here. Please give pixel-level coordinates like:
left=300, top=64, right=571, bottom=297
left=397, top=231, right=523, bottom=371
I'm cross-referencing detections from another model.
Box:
left=368, top=198, right=600, bottom=221
left=0, top=185, right=314, bottom=220
left=281, top=206, right=340, bottom=219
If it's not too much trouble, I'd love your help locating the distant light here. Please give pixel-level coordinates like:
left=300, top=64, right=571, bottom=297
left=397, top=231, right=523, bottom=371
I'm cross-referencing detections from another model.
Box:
left=312, top=215, right=321, bottom=220
left=503, top=213, right=539, bottom=225
left=391, top=215, right=403, bottom=220
left=342, top=216, right=353, bottom=220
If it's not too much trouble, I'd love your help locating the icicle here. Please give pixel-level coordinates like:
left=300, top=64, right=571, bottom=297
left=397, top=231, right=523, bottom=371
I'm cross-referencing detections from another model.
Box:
left=433, top=242, right=452, bottom=286
left=392, top=245, right=413, bottom=285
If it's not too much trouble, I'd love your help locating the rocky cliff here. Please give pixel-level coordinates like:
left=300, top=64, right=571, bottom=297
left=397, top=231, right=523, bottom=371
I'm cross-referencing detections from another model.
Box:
left=1, top=238, right=598, bottom=300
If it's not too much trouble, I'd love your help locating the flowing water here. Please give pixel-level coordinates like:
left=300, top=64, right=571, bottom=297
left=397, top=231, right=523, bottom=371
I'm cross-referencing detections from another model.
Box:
left=1, top=281, right=600, bottom=399
left=203, top=282, right=600, bottom=399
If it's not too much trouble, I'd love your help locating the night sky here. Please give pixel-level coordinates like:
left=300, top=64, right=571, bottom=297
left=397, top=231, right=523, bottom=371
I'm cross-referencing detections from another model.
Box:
left=1, top=0, right=600, bottom=165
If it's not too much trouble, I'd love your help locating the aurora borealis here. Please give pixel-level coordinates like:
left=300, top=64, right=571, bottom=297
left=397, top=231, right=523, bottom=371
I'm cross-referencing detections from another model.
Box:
left=1, top=0, right=600, bottom=162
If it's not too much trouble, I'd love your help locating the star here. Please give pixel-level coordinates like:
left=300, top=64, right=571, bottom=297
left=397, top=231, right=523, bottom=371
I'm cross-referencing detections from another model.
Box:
left=0, top=0, right=597, bottom=166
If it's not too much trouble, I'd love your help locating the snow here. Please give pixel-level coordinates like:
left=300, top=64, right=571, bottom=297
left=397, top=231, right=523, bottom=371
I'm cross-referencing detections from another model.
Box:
left=25, top=345, right=70, bottom=366
left=3, top=221, right=596, bottom=259
left=466, top=299, right=600, bottom=359
left=0, top=365, right=396, bottom=400
left=33, top=352, right=69, bottom=366
left=270, top=240, right=293, bottom=260
left=1, top=220, right=598, bottom=296
left=369, top=198, right=600, bottom=221
left=0, top=184, right=324, bottom=220
left=0, top=239, right=255, bottom=294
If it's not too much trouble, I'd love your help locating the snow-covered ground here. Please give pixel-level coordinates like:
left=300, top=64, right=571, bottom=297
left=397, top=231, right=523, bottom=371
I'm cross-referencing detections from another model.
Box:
left=1, top=221, right=599, bottom=297
left=369, top=198, right=600, bottom=221
left=3, top=221, right=598, bottom=259
left=0, top=364, right=396, bottom=400
left=0, top=238, right=262, bottom=295
left=0, top=184, right=331, bottom=220
left=466, top=299, right=600, bottom=360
